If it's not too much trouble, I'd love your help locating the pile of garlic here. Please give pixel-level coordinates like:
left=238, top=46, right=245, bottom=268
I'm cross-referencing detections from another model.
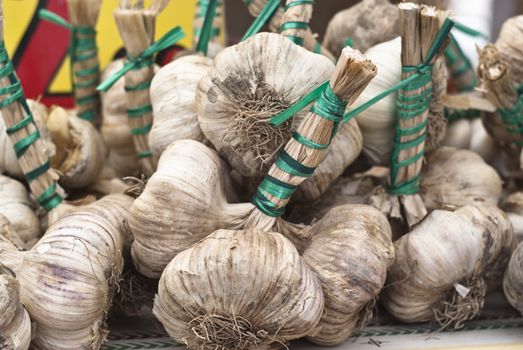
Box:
left=1, top=1, right=523, bottom=349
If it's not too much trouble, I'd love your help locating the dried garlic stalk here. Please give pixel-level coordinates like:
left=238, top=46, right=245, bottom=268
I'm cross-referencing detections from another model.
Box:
left=100, top=59, right=139, bottom=177
left=111, top=0, right=170, bottom=176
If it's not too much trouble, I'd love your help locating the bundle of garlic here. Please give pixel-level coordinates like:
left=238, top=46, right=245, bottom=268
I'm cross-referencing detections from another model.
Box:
left=420, top=147, right=502, bottom=211
left=383, top=203, right=515, bottom=329
left=153, top=48, right=385, bottom=348
left=192, top=0, right=225, bottom=58
left=46, top=106, right=105, bottom=189
left=367, top=4, right=452, bottom=227
left=0, top=269, right=31, bottom=350
left=39, top=0, right=102, bottom=126
left=0, top=99, right=53, bottom=179
left=149, top=56, right=211, bottom=157
left=0, top=174, right=40, bottom=249
left=242, top=0, right=333, bottom=60
left=323, top=0, right=400, bottom=56
left=198, top=6, right=361, bottom=201
left=97, top=0, right=176, bottom=177
left=504, top=242, right=523, bottom=315
left=0, top=195, right=126, bottom=349
left=100, top=59, right=140, bottom=177
left=0, top=6, right=69, bottom=225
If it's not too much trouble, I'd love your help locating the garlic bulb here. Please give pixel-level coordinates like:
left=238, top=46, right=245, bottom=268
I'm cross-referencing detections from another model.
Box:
left=0, top=99, right=53, bottom=179
left=0, top=197, right=124, bottom=349
left=496, top=16, right=523, bottom=85
left=100, top=59, right=140, bottom=177
left=504, top=242, right=523, bottom=315
left=383, top=203, right=515, bottom=328
left=501, top=192, right=523, bottom=243
left=130, top=139, right=253, bottom=278
left=47, top=106, right=106, bottom=189
left=420, top=147, right=502, bottom=211
left=0, top=174, right=40, bottom=249
left=442, top=119, right=472, bottom=149
left=154, top=228, right=324, bottom=349
left=442, top=119, right=497, bottom=163
left=302, top=204, right=394, bottom=345
left=0, top=271, right=31, bottom=350
left=197, top=32, right=334, bottom=178
left=352, top=37, right=401, bottom=165
left=149, top=55, right=211, bottom=157
left=323, top=0, right=399, bottom=56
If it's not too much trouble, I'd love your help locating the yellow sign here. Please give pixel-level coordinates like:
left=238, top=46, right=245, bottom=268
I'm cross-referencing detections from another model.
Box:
left=4, top=0, right=197, bottom=95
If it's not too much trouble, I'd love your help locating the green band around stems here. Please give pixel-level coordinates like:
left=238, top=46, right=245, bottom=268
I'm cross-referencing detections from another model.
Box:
left=444, top=35, right=477, bottom=92
left=444, top=108, right=480, bottom=122
left=499, top=85, right=523, bottom=145
left=39, top=10, right=99, bottom=119
left=253, top=84, right=346, bottom=217
left=137, top=150, right=153, bottom=159
left=0, top=42, right=62, bottom=211
left=241, top=0, right=281, bottom=41
left=196, top=0, right=219, bottom=55
left=97, top=26, right=185, bottom=92
left=285, top=0, right=314, bottom=9
left=125, top=81, right=152, bottom=92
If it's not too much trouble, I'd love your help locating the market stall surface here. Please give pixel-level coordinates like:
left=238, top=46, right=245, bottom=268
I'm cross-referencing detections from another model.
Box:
left=104, top=292, right=523, bottom=350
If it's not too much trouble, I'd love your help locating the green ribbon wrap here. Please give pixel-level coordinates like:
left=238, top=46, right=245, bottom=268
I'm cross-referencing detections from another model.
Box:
left=242, top=0, right=281, bottom=41
left=444, top=34, right=477, bottom=92
left=499, top=84, right=523, bottom=146
left=0, top=42, right=62, bottom=212
left=39, top=9, right=99, bottom=122
left=195, top=0, right=219, bottom=55
left=253, top=84, right=345, bottom=217
left=97, top=26, right=185, bottom=92
left=387, top=18, right=455, bottom=196
left=266, top=18, right=454, bottom=200
left=97, top=26, right=185, bottom=159
left=279, top=0, right=314, bottom=46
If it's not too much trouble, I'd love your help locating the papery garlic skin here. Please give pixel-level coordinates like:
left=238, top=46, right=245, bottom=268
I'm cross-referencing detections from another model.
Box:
left=154, top=229, right=324, bottom=349
left=303, top=205, right=394, bottom=345
left=130, top=140, right=253, bottom=278
left=383, top=204, right=514, bottom=324
left=420, top=147, right=502, bottom=211
left=0, top=273, right=31, bottom=350
left=496, top=15, right=523, bottom=85
left=323, top=0, right=399, bottom=57
left=504, top=242, right=523, bottom=315
left=149, top=55, right=211, bottom=157
left=59, top=115, right=106, bottom=189
left=0, top=174, right=40, bottom=249
left=502, top=192, right=523, bottom=243
left=352, top=37, right=401, bottom=165
left=0, top=202, right=124, bottom=349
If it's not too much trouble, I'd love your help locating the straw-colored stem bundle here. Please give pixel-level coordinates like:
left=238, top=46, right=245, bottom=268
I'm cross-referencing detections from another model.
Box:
left=67, top=0, right=102, bottom=126
left=113, top=0, right=169, bottom=177
left=0, top=5, right=65, bottom=219
left=243, top=0, right=334, bottom=60
left=192, top=0, right=225, bottom=57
